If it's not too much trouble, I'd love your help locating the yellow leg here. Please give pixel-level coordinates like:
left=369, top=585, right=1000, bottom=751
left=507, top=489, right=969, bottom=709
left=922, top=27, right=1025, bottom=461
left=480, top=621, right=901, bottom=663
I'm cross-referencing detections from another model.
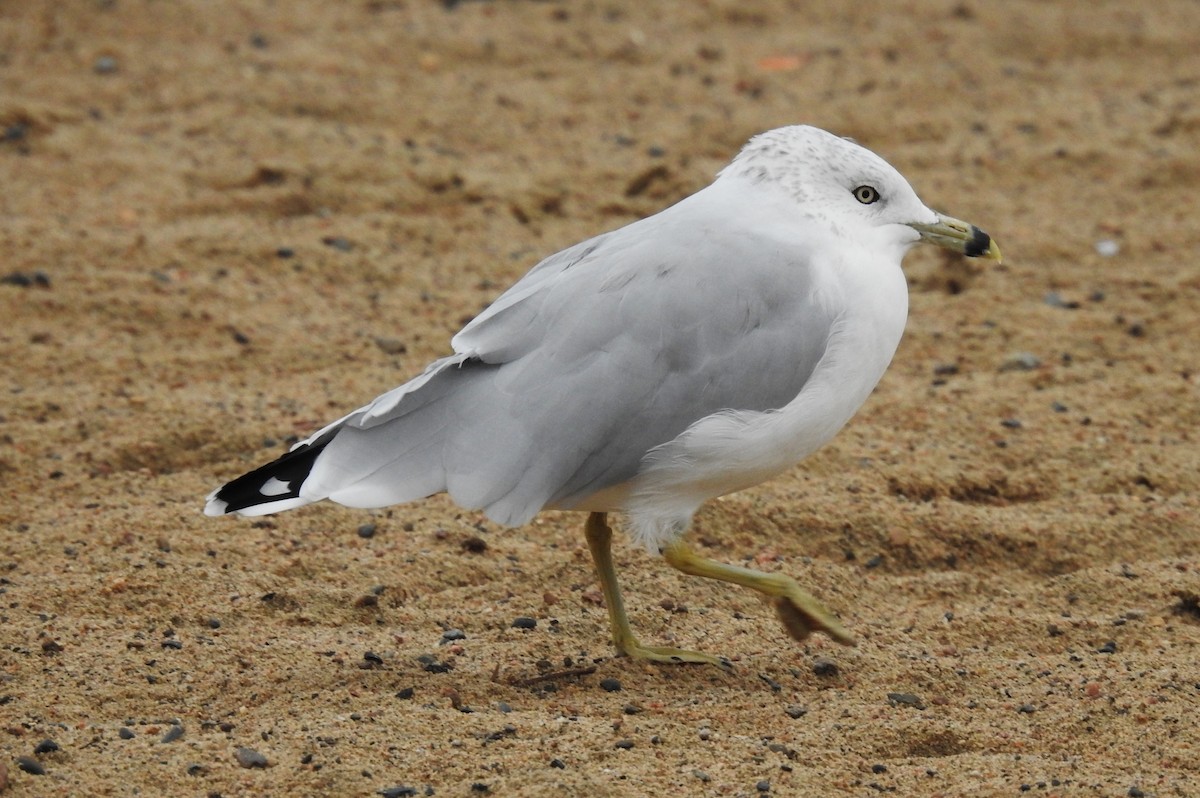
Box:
left=663, top=541, right=855, bottom=647
left=584, top=512, right=731, bottom=669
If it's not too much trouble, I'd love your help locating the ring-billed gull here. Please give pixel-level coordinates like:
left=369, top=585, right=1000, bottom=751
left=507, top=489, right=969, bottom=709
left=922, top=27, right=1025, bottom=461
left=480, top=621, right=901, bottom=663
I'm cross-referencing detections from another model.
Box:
left=206, top=125, right=1000, bottom=667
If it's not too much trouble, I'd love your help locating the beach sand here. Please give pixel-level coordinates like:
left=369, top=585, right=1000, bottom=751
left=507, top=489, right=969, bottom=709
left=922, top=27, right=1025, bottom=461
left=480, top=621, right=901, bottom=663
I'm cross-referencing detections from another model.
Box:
left=1, top=1, right=1198, bottom=795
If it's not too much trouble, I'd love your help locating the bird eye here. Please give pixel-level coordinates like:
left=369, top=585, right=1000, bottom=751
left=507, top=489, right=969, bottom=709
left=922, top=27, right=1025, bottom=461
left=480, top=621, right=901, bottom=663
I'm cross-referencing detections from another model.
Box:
left=853, top=185, right=880, bottom=204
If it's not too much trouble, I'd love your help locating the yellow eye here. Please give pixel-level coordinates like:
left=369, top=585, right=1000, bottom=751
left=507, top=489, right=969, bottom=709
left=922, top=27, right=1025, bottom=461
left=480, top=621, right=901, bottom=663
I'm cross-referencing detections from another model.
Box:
left=853, top=185, right=880, bottom=204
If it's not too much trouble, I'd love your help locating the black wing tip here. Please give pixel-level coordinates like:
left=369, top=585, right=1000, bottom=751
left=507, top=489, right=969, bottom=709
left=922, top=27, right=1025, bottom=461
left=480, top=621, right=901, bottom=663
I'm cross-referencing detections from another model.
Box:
left=209, top=439, right=329, bottom=515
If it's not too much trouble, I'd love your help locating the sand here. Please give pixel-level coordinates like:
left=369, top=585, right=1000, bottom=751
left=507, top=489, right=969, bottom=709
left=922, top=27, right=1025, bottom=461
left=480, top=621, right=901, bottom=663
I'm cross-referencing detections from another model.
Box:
left=2, top=1, right=1198, bottom=795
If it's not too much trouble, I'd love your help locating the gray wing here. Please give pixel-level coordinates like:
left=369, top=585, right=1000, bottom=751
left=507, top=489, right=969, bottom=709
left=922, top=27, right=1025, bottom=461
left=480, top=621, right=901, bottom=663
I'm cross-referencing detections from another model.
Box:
left=301, top=199, right=839, bottom=526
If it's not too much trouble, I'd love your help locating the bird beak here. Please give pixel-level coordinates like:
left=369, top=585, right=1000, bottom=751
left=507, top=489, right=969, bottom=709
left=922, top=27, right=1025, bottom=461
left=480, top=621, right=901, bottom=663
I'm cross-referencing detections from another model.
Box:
left=910, top=213, right=1002, bottom=263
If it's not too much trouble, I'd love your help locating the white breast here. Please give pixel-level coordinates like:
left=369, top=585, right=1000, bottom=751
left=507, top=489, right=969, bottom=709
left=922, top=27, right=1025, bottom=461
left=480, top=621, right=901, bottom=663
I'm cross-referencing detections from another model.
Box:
left=620, top=247, right=909, bottom=551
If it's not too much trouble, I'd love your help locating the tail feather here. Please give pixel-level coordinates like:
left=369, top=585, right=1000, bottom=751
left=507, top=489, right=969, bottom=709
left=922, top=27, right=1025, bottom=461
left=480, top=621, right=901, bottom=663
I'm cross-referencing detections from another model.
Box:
left=204, top=438, right=330, bottom=516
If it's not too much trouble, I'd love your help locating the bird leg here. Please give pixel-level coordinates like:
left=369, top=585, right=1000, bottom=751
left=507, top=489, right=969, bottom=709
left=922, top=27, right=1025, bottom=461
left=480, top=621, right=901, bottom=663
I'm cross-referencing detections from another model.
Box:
left=584, top=512, right=731, bottom=669
left=662, top=540, right=856, bottom=647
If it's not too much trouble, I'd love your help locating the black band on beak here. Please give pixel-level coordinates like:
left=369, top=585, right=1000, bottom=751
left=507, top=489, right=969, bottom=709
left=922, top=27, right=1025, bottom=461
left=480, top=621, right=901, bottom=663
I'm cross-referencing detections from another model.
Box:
left=963, top=226, right=992, bottom=258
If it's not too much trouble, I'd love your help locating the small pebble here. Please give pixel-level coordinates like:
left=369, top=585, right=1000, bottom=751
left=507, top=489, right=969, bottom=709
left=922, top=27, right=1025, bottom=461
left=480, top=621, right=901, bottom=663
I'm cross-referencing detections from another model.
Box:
left=378, top=787, right=418, bottom=798
left=93, top=55, right=119, bottom=74
left=756, top=779, right=771, bottom=792
left=1043, top=292, right=1080, bottom=309
left=1098, top=641, right=1118, bottom=654
left=374, top=337, right=409, bottom=355
left=322, top=236, right=354, bottom=252
left=160, top=725, right=185, bottom=743
left=1018, top=703, right=1036, bottom=714
left=187, top=764, right=208, bottom=777
left=871, top=764, right=888, bottom=774
left=511, top=616, right=537, bottom=630
left=812, top=657, right=839, bottom=677
left=17, top=756, right=45, bottom=775
left=235, top=747, right=269, bottom=768
left=33, top=739, right=59, bottom=755
left=887, top=692, right=925, bottom=709
left=1128, top=787, right=1146, bottom=797
left=1051, top=401, right=1069, bottom=413
left=119, top=727, right=136, bottom=739
left=441, top=628, right=467, bottom=643
left=1000, top=352, right=1041, bottom=372
left=614, top=739, right=634, bottom=750
left=785, top=705, right=808, bottom=719
left=357, top=523, right=377, bottom=539
left=275, top=247, right=295, bottom=258
left=932, top=362, right=959, bottom=376
left=549, top=758, right=566, bottom=769
left=396, top=687, right=415, bottom=699
left=599, top=677, right=622, bottom=692
left=693, top=770, right=711, bottom=782
left=1000, top=418, right=1023, bottom=429
left=1095, top=239, right=1120, bottom=257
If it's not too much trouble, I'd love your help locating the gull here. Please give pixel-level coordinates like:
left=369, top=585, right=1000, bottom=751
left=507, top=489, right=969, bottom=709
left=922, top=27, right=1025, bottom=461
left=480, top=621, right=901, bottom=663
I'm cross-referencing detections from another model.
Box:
left=205, top=125, right=1000, bottom=667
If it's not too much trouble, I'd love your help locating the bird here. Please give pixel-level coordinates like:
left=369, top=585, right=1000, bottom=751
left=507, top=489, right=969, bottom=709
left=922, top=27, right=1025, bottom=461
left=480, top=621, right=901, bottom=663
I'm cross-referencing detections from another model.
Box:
left=205, top=125, right=1000, bottom=668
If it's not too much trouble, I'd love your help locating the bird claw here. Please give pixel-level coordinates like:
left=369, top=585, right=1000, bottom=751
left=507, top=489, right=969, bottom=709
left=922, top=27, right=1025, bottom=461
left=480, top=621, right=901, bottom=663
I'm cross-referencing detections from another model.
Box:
left=618, top=640, right=734, bottom=671
left=774, top=596, right=855, bottom=647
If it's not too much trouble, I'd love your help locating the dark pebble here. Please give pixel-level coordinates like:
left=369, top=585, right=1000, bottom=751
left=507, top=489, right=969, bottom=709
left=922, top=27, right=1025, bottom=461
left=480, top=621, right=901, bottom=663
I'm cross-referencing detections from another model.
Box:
left=33, top=739, right=59, bottom=755
left=864, top=554, right=883, bottom=569
left=1098, top=641, right=1118, bottom=654
left=871, top=764, right=888, bottom=774
left=207, top=618, right=221, bottom=629
left=422, top=659, right=452, bottom=674
left=1051, top=401, right=1069, bottom=413
left=887, top=692, right=925, bottom=709
left=161, top=639, right=183, bottom=650
left=396, top=687, right=415, bottom=700
left=235, top=746, right=269, bottom=768
left=160, top=725, right=185, bottom=743
left=693, top=770, right=711, bottom=782
left=599, top=677, right=622, bottom=692
left=17, top=756, right=45, bottom=775
left=357, top=523, right=377, bottom=539
left=1018, top=704, right=1036, bottom=714
left=187, top=763, right=208, bottom=777
left=623, top=703, right=641, bottom=715
left=119, top=727, right=136, bottom=739
left=322, top=236, right=354, bottom=252
left=1000, top=418, right=1023, bottom=429
left=614, top=739, right=634, bottom=750
left=932, top=362, right=959, bottom=376
left=549, top=758, right=566, bottom=769
left=812, top=657, right=839, bottom=677
left=471, top=784, right=490, bottom=793
left=1128, top=787, right=1146, bottom=797
left=441, top=628, right=467, bottom=643
left=378, top=786, right=418, bottom=798
left=756, top=779, right=771, bottom=792
left=362, top=651, right=384, bottom=668
left=275, top=247, right=295, bottom=258
left=785, top=705, right=808, bottom=719
left=511, top=616, right=537, bottom=630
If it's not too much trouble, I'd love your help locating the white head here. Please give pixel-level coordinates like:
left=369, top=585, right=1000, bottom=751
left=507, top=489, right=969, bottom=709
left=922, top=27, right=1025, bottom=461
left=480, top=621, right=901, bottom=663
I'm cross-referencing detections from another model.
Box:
left=719, top=125, right=999, bottom=262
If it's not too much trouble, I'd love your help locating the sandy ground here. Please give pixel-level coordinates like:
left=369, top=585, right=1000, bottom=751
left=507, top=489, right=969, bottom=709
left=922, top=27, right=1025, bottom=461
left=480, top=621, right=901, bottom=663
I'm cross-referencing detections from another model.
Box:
left=2, top=1, right=1199, bottom=795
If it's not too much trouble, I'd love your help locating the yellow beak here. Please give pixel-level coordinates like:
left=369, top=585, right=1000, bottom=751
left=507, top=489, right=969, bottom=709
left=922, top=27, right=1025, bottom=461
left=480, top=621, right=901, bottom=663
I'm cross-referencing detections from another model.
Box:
left=910, top=213, right=1002, bottom=263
